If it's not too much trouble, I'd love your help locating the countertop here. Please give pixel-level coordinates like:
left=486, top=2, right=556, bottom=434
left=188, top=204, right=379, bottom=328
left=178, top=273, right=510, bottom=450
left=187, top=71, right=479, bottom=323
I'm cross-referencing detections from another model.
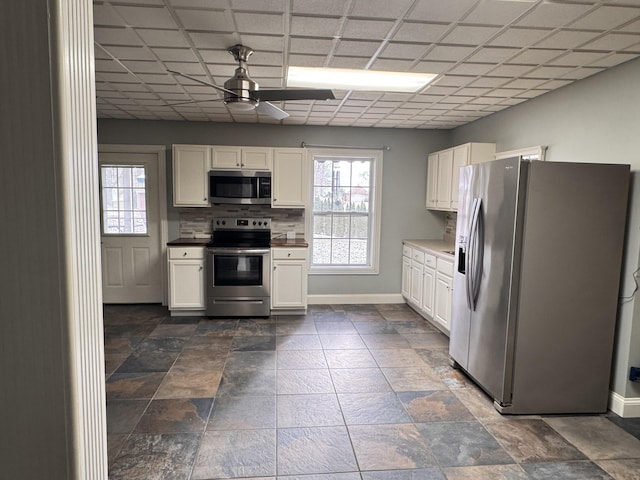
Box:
left=403, top=239, right=455, bottom=259
left=167, top=237, right=309, bottom=248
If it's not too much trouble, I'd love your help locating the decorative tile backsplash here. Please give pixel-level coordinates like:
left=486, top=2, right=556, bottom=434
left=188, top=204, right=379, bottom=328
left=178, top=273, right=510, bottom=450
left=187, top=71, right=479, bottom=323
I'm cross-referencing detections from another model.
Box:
left=178, top=205, right=305, bottom=238
left=444, top=212, right=457, bottom=243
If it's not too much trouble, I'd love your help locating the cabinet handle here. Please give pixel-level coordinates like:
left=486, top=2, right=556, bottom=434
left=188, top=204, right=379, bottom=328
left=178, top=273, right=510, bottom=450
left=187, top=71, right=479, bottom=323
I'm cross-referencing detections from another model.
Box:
left=182, top=252, right=187, bottom=256
left=273, top=266, right=277, bottom=270
left=287, top=253, right=291, bottom=257
left=199, top=266, right=203, bottom=271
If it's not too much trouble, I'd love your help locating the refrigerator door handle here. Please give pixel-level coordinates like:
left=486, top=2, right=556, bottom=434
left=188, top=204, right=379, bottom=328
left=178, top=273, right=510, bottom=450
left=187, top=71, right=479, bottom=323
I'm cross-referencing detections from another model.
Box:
left=467, top=198, right=483, bottom=311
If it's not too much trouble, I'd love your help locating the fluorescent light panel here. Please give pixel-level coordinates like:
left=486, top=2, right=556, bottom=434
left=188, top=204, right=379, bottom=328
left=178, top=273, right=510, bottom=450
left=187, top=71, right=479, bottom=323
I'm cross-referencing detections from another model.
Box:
left=287, top=67, right=437, bottom=93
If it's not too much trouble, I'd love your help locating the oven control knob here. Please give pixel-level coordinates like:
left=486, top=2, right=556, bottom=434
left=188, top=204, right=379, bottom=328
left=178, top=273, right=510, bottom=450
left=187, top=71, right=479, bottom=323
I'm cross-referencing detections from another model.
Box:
left=215, top=220, right=219, bottom=225
left=221, top=220, right=226, bottom=226
left=264, top=221, right=268, bottom=227
left=253, top=221, right=257, bottom=225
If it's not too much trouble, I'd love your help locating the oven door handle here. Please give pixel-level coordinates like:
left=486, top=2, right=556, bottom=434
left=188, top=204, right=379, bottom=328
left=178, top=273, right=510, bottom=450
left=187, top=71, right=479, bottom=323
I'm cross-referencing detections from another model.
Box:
left=207, top=248, right=271, bottom=255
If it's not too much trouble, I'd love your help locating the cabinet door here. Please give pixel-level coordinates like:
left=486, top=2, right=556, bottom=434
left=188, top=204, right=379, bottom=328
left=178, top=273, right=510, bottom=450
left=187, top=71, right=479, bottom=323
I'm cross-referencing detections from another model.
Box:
left=436, top=149, right=453, bottom=209
left=173, top=145, right=209, bottom=206
left=450, top=144, right=469, bottom=211
left=410, top=262, right=423, bottom=306
left=242, top=147, right=272, bottom=170
left=271, top=260, right=307, bottom=309
left=168, top=260, right=205, bottom=309
left=272, top=148, right=307, bottom=208
left=421, top=266, right=435, bottom=318
left=401, top=255, right=411, bottom=299
left=434, top=272, right=452, bottom=332
left=426, top=153, right=439, bottom=208
left=211, top=146, right=242, bottom=169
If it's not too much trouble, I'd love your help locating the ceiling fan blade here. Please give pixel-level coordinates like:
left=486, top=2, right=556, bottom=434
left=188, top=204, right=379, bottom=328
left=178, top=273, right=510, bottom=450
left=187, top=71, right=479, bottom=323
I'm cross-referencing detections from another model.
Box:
left=166, top=69, right=237, bottom=96
left=255, top=89, right=335, bottom=102
left=165, top=98, right=222, bottom=107
left=256, top=101, right=289, bottom=120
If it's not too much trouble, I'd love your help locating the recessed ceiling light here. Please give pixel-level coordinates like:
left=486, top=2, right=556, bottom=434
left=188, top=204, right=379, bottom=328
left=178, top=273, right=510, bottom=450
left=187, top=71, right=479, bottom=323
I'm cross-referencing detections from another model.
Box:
left=287, top=67, right=437, bottom=93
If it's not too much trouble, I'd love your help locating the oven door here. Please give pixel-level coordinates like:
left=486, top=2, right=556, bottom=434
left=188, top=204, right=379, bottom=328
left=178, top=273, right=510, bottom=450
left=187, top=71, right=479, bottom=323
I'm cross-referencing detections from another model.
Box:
left=206, top=248, right=271, bottom=316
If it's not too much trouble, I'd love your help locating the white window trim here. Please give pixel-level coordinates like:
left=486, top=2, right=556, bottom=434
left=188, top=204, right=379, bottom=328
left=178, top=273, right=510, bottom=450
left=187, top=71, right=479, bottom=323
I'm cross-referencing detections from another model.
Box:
left=495, top=145, right=547, bottom=161
left=305, top=148, right=383, bottom=275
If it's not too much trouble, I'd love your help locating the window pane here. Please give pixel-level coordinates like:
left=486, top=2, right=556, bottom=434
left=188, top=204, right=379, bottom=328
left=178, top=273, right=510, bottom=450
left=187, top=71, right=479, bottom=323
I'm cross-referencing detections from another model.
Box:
left=313, top=239, right=331, bottom=264
left=332, top=214, right=350, bottom=238
left=350, top=187, right=369, bottom=212
left=332, top=186, right=349, bottom=212
left=330, top=239, right=350, bottom=264
left=314, top=160, right=333, bottom=186
left=352, top=161, right=371, bottom=187
left=314, top=187, right=333, bottom=212
left=350, top=239, right=368, bottom=264
left=100, top=165, right=147, bottom=235
left=314, top=215, right=332, bottom=237
left=351, top=215, right=369, bottom=239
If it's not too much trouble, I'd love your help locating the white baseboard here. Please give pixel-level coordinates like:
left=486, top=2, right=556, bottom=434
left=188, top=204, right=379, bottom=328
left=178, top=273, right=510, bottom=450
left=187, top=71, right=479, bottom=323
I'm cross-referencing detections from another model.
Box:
left=307, top=294, right=404, bottom=305
left=609, top=391, right=640, bottom=418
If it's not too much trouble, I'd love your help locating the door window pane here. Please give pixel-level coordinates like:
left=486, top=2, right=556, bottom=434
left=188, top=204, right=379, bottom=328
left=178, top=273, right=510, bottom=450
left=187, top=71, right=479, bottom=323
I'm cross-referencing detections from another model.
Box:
left=100, top=165, right=148, bottom=234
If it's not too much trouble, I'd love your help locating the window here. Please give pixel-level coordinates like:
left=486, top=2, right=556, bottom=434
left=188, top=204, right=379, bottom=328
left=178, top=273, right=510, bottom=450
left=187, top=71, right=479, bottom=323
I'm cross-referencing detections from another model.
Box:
left=100, top=164, right=147, bottom=234
left=308, top=149, right=382, bottom=274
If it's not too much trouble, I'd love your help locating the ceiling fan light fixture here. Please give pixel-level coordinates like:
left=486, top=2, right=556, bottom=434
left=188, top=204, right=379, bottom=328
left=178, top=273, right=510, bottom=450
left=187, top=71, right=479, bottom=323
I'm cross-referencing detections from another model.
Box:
left=287, top=67, right=437, bottom=93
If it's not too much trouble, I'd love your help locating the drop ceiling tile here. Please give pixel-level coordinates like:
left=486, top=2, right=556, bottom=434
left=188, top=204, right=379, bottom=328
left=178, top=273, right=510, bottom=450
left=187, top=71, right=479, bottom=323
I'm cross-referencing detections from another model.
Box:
left=434, top=75, right=475, bottom=87
left=188, top=32, right=238, bottom=49
left=619, top=18, right=640, bottom=33
left=507, top=48, right=563, bottom=65
left=455, top=86, right=492, bottom=96
left=169, top=0, right=228, bottom=7
left=463, top=0, right=535, bottom=25
left=414, top=61, right=457, bottom=74
left=561, top=67, right=606, bottom=80
left=245, top=65, right=283, bottom=77
left=380, top=42, right=430, bottom=59
left=342, top=19, right=395, bottom=40
left=445, top=95, right=475, bottom=104
left=489, top=64, right=534, bottom=76
left=152, top=48, right=198, bottom=62
left=290, top=16, right=341, bottom=37
left=371, top=58, right=415, bottom=70
left=534, top=30, right=599, bottom=49
left=122, top=60, right=167, bottom=74
left=290, top=37, right=334, bottom=55
left=200, top=49, right=237, bottom=63
left=100, top=45, right=155, bottom=61
left=487, top=88, right=526, bottom=98
left=589, top=52, right=639, bottom=67
left=425, top=85, right=459, bottom=95
left=549, top=51, right=606, bottom=66
left=350, top=0, right=414, bottom=19
left=94, top=27, right=144, bottom=46
left=174, top=9, right=233, bottom=31
left=149, top=83, right=188, bottom=93
left=424, top=45, right=476, bottom=61
left=465, top=47, right=520, bottom=63
left=291, top=0, right=347, bottom=15
left=235, top=13, right=284, bottom=34
left=440, top=25, right=502, bottom=45
left=517, top=89, right=550, bottom=99
left=329, top=56, right=371, bottom=69
left=96, top=72, right=136, bottom=83
left=113, top=5, right=179, bottom=28
left=393, top=22, right=450, bottom=43
left=525, top=65, right=576, bottom=78
left=231, top=0, right=285, bottom=12
left=516, top=2, right=593, bottom=28
left=493, top=27, right=555, bottom=48
left=136, top=73, right=180, bottom=84
left=569, top=5, right=640, bottom=30
left=136, top=29, right=190, bottom=47
left=335, top=40, right=381, bottom=57
left=448, top=62, right=496, bottom=75
left=288, top=54, right=327, bottom=67
left=239, top=35, right=284, bottom=51
left=501, top=78, right=547, bottom=89
left=538, top=79, right=574, bottom=89
left=408, top=0, right=477, bottom=23
left=95, top=59, right=129, bottom=73
left=580, top=33, right=640, bottom=50
left=469, top=76, right=510, bottom=87
left=93, top=4, right=126, bottom=26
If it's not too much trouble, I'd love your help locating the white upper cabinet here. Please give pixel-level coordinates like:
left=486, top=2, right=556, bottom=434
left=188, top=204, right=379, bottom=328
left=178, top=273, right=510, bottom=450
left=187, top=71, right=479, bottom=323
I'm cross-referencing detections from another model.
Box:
left=173, top=145, right=210, bottom=207
left=426, top=142, right=495, bottom=212
left=272, top=148, right=308, bottom=208
left=211, top=145, right=272, bottom=170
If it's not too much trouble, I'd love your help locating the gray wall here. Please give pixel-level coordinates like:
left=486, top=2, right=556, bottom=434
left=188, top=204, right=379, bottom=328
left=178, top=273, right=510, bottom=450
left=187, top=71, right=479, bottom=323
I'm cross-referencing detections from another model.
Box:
left=97, top=121, right=451, bottom=295
left=450, top=57, right=640, bottom=399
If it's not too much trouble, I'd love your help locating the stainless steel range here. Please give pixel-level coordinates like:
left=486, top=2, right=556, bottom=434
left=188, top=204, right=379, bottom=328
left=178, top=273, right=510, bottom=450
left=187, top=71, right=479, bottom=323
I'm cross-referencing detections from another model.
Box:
left=206, top=217, right=271, bottom=317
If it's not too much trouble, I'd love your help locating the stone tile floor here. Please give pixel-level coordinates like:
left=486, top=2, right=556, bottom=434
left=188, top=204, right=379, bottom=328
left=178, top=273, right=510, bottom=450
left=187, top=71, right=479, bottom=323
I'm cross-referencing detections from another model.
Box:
left=105, top=303, right=640, bottom=479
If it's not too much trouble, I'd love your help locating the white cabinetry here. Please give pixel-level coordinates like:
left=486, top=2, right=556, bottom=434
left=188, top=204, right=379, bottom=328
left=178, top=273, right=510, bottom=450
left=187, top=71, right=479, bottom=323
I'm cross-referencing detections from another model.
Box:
left=401, top=242, right=453, bottom=335
left=211, top=145, right=272, bottom=170
left=434, top=258, right=454, bottom=331
left=426, top=142, right=495, bottom=212
left=272, top=148, right=308, bottom=208
left=167, top=247, right=205, bottom=311
left=173, top=145, right=210, bottom=207
left=271, top=247, right=308, bottom=312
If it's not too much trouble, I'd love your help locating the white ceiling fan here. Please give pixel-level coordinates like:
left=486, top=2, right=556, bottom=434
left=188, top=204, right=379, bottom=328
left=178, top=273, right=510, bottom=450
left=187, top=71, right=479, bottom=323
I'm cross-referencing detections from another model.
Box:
left=167, top=44, right=335, bottom=120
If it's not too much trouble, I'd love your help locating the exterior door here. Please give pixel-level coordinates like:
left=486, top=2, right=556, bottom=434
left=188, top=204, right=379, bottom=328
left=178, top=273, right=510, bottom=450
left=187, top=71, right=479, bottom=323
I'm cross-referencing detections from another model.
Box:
left=99, top=152, right=163, bottom=303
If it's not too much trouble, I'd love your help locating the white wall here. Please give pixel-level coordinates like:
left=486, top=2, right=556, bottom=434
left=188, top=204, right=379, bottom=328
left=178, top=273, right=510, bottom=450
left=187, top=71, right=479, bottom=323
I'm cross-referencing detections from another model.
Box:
left=97, top=121, right=452, bottom=296
left=450, top=57, right=640, bottom=402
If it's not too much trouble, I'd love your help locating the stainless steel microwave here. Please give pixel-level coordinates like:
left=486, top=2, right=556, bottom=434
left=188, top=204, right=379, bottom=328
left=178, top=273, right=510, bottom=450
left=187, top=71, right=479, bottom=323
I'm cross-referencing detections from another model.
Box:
left=208, top=170, right=271, bottom=205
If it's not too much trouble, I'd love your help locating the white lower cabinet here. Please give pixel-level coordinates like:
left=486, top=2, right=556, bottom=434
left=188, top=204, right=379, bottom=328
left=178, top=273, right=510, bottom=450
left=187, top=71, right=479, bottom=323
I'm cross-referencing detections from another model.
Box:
left=271, top=247, right=308, bottom=312
left=167, top=247, right=206, bottom=311
left=401, top=242, right=453, bottom=335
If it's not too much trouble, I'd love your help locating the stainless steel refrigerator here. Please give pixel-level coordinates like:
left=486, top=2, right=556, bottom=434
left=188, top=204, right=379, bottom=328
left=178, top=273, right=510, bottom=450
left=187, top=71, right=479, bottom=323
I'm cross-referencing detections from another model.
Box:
left=449, top=157, right=630, bottom=414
